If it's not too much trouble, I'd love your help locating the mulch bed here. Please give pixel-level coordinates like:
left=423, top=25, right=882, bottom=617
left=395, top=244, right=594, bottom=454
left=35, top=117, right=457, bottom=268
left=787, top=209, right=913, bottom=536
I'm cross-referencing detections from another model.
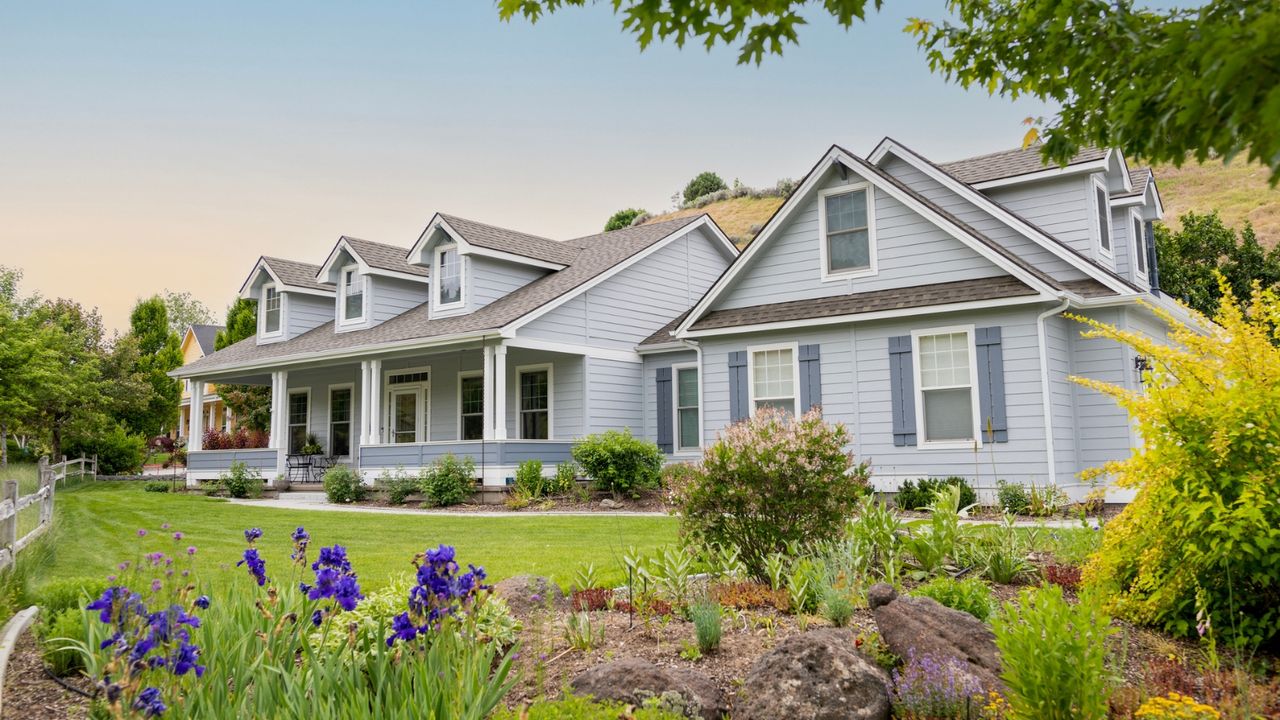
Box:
left=2, top=631, right=90, bottom=720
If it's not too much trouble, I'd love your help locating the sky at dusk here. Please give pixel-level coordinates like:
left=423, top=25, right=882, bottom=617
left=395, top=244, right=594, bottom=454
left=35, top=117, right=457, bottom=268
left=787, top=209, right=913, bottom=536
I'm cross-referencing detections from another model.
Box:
left=0, top=1, right=1056, bottom=333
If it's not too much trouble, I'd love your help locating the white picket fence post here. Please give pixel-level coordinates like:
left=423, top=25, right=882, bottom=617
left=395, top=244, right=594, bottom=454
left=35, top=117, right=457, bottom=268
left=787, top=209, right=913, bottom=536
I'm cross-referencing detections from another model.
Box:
left=0, top=456, right=57, bottom=570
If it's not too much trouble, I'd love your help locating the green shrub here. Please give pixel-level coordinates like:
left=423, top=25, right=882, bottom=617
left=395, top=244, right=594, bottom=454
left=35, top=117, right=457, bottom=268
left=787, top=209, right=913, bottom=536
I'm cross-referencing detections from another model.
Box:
left=493, top=695, right=686, bottom=719
left=421, top=454, right=476, bottom=506
left=571, top=430, right=663, bottom=499
left=993, top=585, right=1113, bottom=720
left=820, top=585, right=855, bottom=627
left=513, top=459, right=545, bottom=498
left=550, top=461, right=578, bottom=495
left=688, top=598, right=722, bottom=652
left=378, top=467, right=419, bottom=505
left=604, top=208, right=646, bottom=232
left=675, top=408, right=868, bottom=580
left=37, top=577, right=110, bottom=616
left=896, top=476, right=977, bottom=510
left=322, top=465, right=367, bottom=504
left=142, top=481, right=170, bottom=493
left=219, top=461, right=264, bottom=499
left=682, top=171, right=727, bottom=203
left=36, top=608, right=86, bottom=676
left=912, top=576, right=995, bottom=621
left=996, top=481, right=1030, bottom=515
left=64, top=425, right=146, bottom=475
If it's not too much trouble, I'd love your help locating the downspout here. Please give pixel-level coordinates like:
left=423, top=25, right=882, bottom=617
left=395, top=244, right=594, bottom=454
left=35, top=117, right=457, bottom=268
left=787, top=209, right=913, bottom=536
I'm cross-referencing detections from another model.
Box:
left=1037, top=294, right=1071, bottom=488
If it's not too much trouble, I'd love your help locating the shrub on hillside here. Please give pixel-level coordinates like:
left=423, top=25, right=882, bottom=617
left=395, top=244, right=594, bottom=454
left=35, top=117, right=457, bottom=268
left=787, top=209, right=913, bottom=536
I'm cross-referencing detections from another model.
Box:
left=571, top=430, right=663, bottom=499
left=1078, top=279, right=1280, bottom=648
left=895, top=476, right=977, bottom=510
left=323, top=465, right=367, bottom=504
left=604, top=208, right=646, bottom=232
left=674, top=407, right=869, bottom=580
left=220, top=461, right=264, bottom=499
left=63, top=425, right=146, bottom=475
left=421, top=454, right=476, bottom=506
left=682, top=171, right=727, bottom=203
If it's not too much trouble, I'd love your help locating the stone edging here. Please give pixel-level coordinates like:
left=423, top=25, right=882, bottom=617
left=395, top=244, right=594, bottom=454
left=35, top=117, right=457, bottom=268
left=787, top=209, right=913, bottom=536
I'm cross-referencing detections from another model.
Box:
left=0, top=606, right=40, bottom=715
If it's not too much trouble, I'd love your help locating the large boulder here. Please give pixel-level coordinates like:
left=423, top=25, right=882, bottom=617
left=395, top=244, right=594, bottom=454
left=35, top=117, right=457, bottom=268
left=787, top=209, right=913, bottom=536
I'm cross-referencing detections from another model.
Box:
left=491, top=575, right=565, bottom=615
left=736, top=628, right=890, bottom=720
left=570, top=658, right=727, bottom=720
left=867, top=582, right=1002, bottom=691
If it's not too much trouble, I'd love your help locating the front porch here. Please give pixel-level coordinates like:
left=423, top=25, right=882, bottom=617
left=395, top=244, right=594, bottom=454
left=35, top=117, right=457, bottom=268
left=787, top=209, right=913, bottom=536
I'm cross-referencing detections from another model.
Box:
left=183, top=339, right=587, bottom=489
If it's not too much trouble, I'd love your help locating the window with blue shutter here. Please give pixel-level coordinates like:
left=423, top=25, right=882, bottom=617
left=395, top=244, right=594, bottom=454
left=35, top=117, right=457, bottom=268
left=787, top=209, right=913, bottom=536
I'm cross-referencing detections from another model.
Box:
left=728, top=351, right=748, bottom=423
left=655, top=367, right=673, bottom=453
left=888, top=335, right=917, bottom=446
left=799, top=344, right=822, bottom=413
left=974, top=327, right=1008, bottom=443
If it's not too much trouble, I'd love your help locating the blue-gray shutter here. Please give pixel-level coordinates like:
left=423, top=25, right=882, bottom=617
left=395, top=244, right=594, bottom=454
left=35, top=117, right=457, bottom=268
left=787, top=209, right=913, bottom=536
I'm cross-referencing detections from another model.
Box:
left=888, top=336, right=916, bottom=446
left=1145, top=220, right=1161, bottom=296
left=975, top=326, right=1009, bottom=443
left=655, top=367, right=673, bottom=453
left=799, top=344, right=822, bottom=413
left=728, top=351, right=748, bottom=423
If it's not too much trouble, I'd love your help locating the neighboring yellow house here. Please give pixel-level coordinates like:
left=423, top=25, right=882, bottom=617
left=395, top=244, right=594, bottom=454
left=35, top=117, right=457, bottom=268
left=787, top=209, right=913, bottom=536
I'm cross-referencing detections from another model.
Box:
left=173, top=324, right=232, bottom=441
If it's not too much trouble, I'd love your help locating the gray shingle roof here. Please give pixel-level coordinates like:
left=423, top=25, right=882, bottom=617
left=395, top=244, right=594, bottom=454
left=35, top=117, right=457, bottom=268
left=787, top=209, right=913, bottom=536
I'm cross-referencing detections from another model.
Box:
left=940, top=144, right=1108, bottom=185
left=343, top=236, right=430, bottom=278
left=262, top=257, right=334, bottom=292
left=188, top=324, right=223, bottom=356
left=1114, top=167, right=1151, bottom=199
left=686, top=277, right=1038, bottom=332
left=438, top=214, right=582, bottom=266
left=640, top=310, right=691, bottom=347
left=180, top=216, right=706, bottom=375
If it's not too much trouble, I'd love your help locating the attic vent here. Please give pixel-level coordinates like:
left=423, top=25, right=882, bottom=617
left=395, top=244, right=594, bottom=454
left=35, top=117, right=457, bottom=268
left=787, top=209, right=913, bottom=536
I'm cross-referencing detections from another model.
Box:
left=388, top=372, right=429, bottom=385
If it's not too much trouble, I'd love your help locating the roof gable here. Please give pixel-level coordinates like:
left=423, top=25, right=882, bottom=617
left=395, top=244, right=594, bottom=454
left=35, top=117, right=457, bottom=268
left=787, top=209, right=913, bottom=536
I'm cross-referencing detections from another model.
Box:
left=316, top=236, right=429, bottom=284
left=407, top=213, right=579, bottom=270
left=238, top=256, right=334, bottom=299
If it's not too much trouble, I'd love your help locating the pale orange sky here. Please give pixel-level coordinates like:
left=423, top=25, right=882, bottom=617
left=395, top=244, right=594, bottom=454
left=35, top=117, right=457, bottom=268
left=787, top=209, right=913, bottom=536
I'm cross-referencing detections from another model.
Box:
left=1, top=1, right=1054, bottom=333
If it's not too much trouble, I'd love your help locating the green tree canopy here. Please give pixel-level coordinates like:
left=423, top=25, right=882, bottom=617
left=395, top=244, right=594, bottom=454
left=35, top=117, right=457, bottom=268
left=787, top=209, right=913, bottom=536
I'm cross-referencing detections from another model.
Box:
left=161, top=289, right=214, bottom=338
left=1155, top=212, right=1280, bottom=317
left=214, top=297, right=271, bottom=432
left=120, top=296, right=183, bottom=438
left=604, top=208, right=647, bottom=232
left=499, top=0, right=1280, bottom=182
left=682, top=171, right=726, bottom=204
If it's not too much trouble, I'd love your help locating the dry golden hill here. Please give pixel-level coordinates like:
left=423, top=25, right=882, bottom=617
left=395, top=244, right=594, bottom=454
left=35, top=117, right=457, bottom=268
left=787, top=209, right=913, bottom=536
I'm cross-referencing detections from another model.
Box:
left=642, top=160, right=1279, bottom=248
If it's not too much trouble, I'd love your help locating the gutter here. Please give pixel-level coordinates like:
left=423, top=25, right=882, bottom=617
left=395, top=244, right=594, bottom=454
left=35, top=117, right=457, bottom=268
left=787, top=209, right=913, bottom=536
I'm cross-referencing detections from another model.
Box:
left=1036, top=294, right=1072, bottom=488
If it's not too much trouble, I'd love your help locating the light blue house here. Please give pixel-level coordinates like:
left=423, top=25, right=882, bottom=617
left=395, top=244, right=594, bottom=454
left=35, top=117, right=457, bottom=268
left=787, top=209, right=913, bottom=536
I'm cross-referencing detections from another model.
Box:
left=174, top=139, right=1188, bottom=500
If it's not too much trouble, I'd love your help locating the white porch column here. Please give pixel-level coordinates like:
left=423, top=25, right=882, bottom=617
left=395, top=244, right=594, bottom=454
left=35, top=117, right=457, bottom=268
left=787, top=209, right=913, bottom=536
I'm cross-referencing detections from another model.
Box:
left=359, top=361, right=372, bottom=447
left=482, top=344, right=495, bottom=441
left=270, top=371, right=289, bottom=478
left=493, top=343, right=508, bottom=441
left=178, top=407, right=187, bottom=439
left=187, top=381, right=205, bottom=452
left=367, top=359, right=383, bottom=445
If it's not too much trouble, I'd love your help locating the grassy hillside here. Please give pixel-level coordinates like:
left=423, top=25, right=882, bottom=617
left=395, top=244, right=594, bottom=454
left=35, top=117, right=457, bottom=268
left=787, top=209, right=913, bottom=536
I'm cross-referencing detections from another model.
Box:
left=642, top=160, right=1278, bottom=248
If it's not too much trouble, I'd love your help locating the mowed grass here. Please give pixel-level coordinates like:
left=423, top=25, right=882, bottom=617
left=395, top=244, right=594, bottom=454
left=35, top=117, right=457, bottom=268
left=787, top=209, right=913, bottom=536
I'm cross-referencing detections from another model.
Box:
left=39, top=482, right=679, bottom=593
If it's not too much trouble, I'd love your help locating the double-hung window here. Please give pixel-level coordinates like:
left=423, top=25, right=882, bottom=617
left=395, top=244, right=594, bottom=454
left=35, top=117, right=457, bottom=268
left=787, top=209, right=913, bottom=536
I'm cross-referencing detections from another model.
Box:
left=1093, top=177, right=1113, bottom=257
left=459, top=373, right=484, bottom=441
left=749, top=345, right=797, bottom=415
left=1129, top=210, right=1147, bottom=278
left=329, top=386, right=352, bottom=456
left=263, top=285, right=281, bottom=335
left=819, top=184, right=876, bottom=278
left=287, top=390, right=309, bottom=454
left=914, top=329, right=979, bottom=446
left=519, top=367, right=550, bottom=440
left=341, top=266, right=364, bottom=323
left=435, top=244, right=463, bottom=308
left=675, top=365, right=700, bottom=451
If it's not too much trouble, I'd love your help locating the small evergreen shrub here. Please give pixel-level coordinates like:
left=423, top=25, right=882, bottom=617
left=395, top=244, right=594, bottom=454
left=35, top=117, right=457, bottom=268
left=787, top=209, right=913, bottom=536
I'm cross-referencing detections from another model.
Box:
left=322, top=465, right=367, bottom=504
left=675, top=408, right=868, bottom=580
left=142, top=481, right=170, bottom=493
left=378, top=467, right=419, bottom=505
left=996, top=481, right=1030, bottom=515
left=896, top=476, right=977, bottom=510
left=571, top=429, right=663, bottom=499
left=219, top=461, right=264, bottom=499
left=421, top=454, right=476, bottom=506
left=604, top=208, right=646, bottom=232
left=912, top=576, right=995, bottom=621
left=682, top=171, right=727, bottom=203
left=513, top=459, right=545, bottom=498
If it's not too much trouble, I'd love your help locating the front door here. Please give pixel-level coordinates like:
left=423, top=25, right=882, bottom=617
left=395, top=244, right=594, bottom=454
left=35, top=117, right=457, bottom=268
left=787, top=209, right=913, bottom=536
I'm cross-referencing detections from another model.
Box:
left=389, top=389, right=420, bottom=444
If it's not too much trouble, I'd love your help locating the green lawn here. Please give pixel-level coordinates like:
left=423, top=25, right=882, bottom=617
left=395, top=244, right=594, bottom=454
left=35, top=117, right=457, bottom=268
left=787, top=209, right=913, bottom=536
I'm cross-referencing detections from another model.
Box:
left=40, top=482, right=679, bottom=592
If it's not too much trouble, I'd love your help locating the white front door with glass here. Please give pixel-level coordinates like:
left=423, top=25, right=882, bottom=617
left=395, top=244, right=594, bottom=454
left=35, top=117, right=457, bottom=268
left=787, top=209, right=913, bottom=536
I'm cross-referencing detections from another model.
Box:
left=384, top=369, right=429, bottom=444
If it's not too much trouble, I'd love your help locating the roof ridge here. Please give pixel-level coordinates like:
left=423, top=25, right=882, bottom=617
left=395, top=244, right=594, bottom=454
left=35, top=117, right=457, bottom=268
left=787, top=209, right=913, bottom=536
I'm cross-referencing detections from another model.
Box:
left=437, top=213, right=559, bottom=243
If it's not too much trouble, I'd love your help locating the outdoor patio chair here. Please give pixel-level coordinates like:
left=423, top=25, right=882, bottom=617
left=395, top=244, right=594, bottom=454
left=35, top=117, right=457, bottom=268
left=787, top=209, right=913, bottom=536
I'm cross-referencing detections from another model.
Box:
left=286, top=454, right=311, bottom=483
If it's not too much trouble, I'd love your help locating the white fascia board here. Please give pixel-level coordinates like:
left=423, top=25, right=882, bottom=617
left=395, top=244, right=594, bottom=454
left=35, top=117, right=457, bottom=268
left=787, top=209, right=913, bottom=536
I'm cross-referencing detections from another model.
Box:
left=868, top=139, right=1133, bottom=296
left=314, top=238, right=365, bottom=282
left=503, top=335, right=641, bottom=363
left=238, top=258, right=280, bottom=299
left=636, top=341, right=690, bottom=355
left=967, top=160, right=1111, bottom=190
left=407, top=214, right=566, bottom=271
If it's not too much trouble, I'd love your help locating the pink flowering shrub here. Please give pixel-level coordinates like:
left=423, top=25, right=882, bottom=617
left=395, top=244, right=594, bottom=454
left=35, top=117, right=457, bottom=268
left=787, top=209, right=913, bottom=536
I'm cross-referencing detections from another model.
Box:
left=675, top=407, right=869, bottom=579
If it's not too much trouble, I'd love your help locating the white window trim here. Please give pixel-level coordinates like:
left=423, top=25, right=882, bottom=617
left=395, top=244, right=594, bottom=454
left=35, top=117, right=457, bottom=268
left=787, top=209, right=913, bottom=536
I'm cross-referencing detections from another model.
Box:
left=746, top=342, right=800, bottom=417
left=327, top=383, right=354, bottom=457
left=1128, top=208, right=1148, bottom=281
left=286, top=387, right=311, bottom=454
left=383, top=365, right=430, bottom=444
left=433, top=243, right=466, bottom=312
left=910, top=325, right=983, bottom=451
left=457, top=370, right=484, bottom=441
left=672, top=362, right=702, bottom=454
left=516, top=363, right=554, bottom=440
left=337, top=264, right=367, bottom=327
left=260, top=283, right=284, bottom=339
left=1091, top=175, right=1114, bottom=260
left=817, top=183, right=878, bottom=282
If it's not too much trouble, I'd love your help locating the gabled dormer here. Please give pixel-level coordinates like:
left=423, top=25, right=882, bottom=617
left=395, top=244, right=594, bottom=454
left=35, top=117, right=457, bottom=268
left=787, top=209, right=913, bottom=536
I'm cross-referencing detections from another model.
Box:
left=238, top=257, right=335, bottom=345
left=314, top=236, right=431, bottom=332
left=1110, top=167, right=1164, bottom=292
left=406, top=213, right=575, bottom=320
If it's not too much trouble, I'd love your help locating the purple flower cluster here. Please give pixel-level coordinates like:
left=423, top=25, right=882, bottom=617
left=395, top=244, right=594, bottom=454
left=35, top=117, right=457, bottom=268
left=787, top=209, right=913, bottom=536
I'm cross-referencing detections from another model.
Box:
left=890, top=651, right=984, bottom=719
left=386, top=544, right=488, bottom=646
left=237, top=528, right=268, bottom=586
left=132, top=687, right=166, bottom=717
left=290, top=526, right=310, bottom=564
left=300, top=542, right=363, bottom=625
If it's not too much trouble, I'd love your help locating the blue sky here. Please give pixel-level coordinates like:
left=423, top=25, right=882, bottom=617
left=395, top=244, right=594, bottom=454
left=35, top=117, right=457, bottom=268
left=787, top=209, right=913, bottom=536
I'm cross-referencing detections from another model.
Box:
left=0, top=1, right=1055, bottom=331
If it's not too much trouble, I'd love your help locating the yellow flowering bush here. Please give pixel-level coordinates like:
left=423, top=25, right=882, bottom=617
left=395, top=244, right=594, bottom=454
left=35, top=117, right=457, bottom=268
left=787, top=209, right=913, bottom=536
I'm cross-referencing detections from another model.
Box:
left=1135, top=692, right=1221, bottom=719
left=1073, top=279, right=1280, bottom=648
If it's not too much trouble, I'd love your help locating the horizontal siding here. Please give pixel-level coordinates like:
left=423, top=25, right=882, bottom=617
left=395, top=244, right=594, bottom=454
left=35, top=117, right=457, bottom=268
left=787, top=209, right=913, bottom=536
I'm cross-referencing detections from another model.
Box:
left=286, top=294, right=332, bottom=341
left=586, top=357, right=644, bottom=434
left=187, top=448, right=277, bottom=473
left=504, top=348, right=584, bottom=440
left=1045, top=315, right=1080, bottom=482
left=469, top=257, right=547, bottom=311
left=285, top=364, right=363, bottom=457
left=370, top=276, right=430, bottom=325
left=1069, top=307, right=1133, bottom=474
left=984, top=174, right=1103, bottom=266
left=716, top=167, right=1008, bottom=311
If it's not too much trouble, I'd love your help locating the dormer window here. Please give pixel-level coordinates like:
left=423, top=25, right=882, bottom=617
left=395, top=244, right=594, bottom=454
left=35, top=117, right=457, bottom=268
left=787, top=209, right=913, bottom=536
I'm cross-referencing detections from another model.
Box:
left=818, top=184, right=877, bottom=280
left=1093, top=177, right=1113, bottom=258
left=1129, top=209, right=1147, bottom=278
left=262, top=284, right=282, bottom=336
left=340, top=265, right=365, bottom=324
left=435, top=244, right=463, bottom=309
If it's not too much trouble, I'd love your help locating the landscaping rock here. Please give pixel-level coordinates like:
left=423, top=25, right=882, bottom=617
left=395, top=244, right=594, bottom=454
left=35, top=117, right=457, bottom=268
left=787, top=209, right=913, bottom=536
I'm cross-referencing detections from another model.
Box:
left=491, top=575, right=565, bottom=615
left=867, top=582, right=1002, bottom=690
left=570, top=657, right=727, bottom=720
left=599, top=498, right=623, bottom=509
left=736, top=628, right=890, bottom=720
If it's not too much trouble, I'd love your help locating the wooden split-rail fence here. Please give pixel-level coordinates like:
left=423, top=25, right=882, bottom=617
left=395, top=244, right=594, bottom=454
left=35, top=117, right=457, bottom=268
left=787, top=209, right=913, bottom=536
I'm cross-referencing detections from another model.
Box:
left=0, top=455, right=95, bottom=571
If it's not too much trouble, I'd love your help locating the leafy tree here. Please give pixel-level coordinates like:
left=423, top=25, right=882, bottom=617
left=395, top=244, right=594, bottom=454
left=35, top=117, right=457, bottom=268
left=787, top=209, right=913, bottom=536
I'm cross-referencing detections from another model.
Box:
left=161, top=289, right=214, bottom=337
left=1154, top=212, right=1280, bottom=316
left=215, top=298, right=271, bottom=432
left=499, top=0, right=1280, bottom=182
left=118, top=296, right=183, bottom=438
left=604, top=208, right=646, bottom=232
left=25, top=299, right=110, bottom=458
left=682, top=171, right=726, bottom=204
left=0, top=268, right=55, bottom=466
